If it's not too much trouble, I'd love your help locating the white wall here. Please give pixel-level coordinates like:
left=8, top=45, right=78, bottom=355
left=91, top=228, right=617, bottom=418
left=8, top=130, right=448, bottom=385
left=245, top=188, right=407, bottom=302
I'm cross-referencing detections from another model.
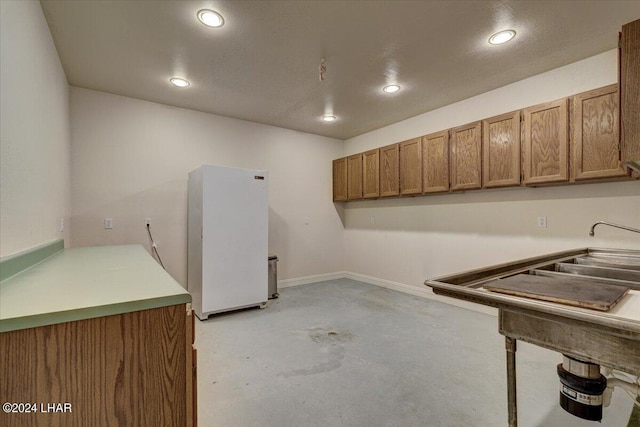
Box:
left=0, top=0, right=70, bottom=257
left=70, top=87, right=345, bottom=286
left=344, top=50, right=640, bottom=290
left=6, top=2, right=637, bottom=301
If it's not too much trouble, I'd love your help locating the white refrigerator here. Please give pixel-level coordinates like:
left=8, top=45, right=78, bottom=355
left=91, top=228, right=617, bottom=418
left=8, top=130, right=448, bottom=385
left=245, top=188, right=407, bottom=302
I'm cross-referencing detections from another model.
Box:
left=187, top=165, right=268, bottom=319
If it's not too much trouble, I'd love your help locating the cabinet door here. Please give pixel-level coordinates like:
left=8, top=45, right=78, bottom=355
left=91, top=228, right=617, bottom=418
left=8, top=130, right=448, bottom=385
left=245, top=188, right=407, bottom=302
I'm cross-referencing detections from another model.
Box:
left=332, top=157, right=347, bottom=201
left=0, top=305, right=191, bottom=426
left=362, top=149, right=380, bottom=198
left=347, top=154, right=363, bottom=200
left=450, top=122, right=482, bottom=191
left=621, top=19, right=640, bottom=170
left=400, top=137, right=423, bottom=195
left=483, top=111, right=521, bottom=188
left=572, top=85, right=627, bottom=181
left=379, top=143, right=400, bottom=197
left=523, top=99, right=569, bottom=185
left=422, top=131, right=450, bottom=193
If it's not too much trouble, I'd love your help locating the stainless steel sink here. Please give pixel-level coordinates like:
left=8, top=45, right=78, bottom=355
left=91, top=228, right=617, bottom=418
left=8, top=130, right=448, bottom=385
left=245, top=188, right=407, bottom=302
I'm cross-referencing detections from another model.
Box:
left=532, top=251, right=640, bottom=289
left=425, top=247, right=640, bottom=332
left=430, top=248, right=640, bottom=289
left=425, top=247, right=640, bottom=427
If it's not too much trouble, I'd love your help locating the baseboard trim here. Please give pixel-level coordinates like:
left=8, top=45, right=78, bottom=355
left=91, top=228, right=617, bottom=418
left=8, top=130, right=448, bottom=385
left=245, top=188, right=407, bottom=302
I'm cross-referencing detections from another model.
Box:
left=278, top=271, right=348, bottom=288
left=345, top=272, right=433, bottom=298
left=279, top=271, right=497, bottom=317
left=344, top=272, right=497, bottom=316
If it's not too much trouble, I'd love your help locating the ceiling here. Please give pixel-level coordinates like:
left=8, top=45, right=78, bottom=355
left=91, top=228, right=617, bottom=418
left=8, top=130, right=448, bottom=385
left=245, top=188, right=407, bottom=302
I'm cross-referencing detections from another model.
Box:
left=40, top=1, right=640, bottom=140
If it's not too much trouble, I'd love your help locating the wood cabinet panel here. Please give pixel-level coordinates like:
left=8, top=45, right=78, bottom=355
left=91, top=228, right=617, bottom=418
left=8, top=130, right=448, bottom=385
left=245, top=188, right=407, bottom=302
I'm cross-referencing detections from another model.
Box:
left=0, top=305, right=194, bottom=427
left=332, top=157, right=347, bottom=201
left=450, top=121, right=482, bottom=191
left=571, top=84, right=627, bottom=181
left=331, top=77, right=633, bottom=203
left=483, top=111, right=521, bottom=188
left=422, top=131, right=450, bottom=193
left=523, top=99, right=569, bottom=185
left=347, top=154, right=363, bottom=200
left=400, top=138, right=423, bottom=195
left=362, top=149, right=380, bottom=198
left=187, top=309, right=196, bottom=427
left=379, top=143, right=400, bottom=197
left=621, top=19, right=640, bottom=170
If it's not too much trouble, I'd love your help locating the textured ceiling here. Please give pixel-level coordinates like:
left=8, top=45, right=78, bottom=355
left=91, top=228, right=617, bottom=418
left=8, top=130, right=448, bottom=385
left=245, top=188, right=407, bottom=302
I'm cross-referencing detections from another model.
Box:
left=41, top=1, right=640, bottom=140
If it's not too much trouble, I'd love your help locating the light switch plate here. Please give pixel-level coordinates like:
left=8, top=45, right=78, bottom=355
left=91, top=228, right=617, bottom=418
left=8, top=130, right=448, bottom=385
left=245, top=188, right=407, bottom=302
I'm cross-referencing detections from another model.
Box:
left=104, top=218, right=113, bottom=229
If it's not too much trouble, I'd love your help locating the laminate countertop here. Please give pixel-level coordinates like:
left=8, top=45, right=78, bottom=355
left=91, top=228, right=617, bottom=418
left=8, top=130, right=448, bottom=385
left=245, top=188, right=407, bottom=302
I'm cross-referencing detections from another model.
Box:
left=0, top=245, right=191, bottom=333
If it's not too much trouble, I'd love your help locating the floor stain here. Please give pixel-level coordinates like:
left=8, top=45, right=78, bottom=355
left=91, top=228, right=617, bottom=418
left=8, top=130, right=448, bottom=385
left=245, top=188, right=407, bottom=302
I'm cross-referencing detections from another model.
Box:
left=279, top=345, right=346, bottom=378
left=307, top=327, right=353, bottom=344
left=278, top=327, right=353, bottom=378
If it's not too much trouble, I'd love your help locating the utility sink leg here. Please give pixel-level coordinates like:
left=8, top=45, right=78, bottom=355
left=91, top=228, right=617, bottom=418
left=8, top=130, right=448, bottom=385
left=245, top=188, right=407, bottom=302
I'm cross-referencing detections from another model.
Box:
left=506, top=336, right=517, bottom=427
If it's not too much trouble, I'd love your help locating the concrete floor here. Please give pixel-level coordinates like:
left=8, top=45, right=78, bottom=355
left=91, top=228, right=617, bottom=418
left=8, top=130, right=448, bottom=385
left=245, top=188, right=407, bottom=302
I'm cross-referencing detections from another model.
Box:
left=195, top=279, right=636, bottom=427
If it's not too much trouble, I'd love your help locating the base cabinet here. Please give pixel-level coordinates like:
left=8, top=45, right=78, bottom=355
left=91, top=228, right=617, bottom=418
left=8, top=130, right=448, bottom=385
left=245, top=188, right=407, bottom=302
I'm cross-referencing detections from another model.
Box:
left=0, top=305, right=196, bottom=427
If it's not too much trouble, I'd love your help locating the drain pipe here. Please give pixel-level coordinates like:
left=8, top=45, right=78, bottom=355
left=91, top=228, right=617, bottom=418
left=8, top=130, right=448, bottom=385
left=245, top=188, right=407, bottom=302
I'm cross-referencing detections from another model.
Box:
left=601, top=366, right=640, bottom=408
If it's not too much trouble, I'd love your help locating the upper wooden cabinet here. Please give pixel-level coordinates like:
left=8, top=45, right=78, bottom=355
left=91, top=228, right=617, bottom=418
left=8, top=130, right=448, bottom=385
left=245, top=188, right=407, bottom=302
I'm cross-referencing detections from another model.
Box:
left=380, top=143, right=400, bottom=197
left=362, top=149, right=380, bottom=199
left=331, top=71, right=637, bottom=202
left=523, top=99, right=569, bottom=185
left=571, top=85, right=627, bottom=181
left=482, top=111, right=521, bottom=188
left=621, top=18, right=640, bottom=171
left=450, top=121, right=482, bottom=191
left=400, top=138, right=423, bottom=195
left=422, top=131, right=450, bottom=193
left=347, top=153, right=363, bottom=200
left=332, top=157, right=347, bottom=201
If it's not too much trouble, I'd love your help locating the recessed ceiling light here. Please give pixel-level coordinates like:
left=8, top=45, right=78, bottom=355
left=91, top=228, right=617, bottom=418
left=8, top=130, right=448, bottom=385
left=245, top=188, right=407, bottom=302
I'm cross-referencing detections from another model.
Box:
left=197, top=9, right=224, bottom=28
left=322, top=115, right=337, bottom=122
left=383, top=84, right=401, bottom=94
left=489, top=30, right=516, bottom=45
left=169, top=77, right=190, bottom=88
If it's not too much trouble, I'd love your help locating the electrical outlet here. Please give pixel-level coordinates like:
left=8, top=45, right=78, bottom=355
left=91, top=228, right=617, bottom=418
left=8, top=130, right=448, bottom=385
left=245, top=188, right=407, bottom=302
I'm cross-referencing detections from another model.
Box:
left=304, top=216, right=310, bottom=225
left=145, top=218, right=151, bottom=227
left=537, top=216, right=547, bottom=228
left=59, top=217, right=64, bottom=232
left=104, top=218, right=113, bottom=229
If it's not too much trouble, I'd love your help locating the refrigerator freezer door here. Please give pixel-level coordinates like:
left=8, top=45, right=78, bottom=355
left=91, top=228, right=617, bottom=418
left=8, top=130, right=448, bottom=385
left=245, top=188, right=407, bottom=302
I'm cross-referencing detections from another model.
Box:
left=192, top=165, right=268, bottom=317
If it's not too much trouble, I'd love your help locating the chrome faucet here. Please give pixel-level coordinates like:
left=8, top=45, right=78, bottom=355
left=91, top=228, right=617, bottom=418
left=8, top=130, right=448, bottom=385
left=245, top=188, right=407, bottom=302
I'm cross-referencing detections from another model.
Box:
left=589, top=221, right=640, bottom=236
